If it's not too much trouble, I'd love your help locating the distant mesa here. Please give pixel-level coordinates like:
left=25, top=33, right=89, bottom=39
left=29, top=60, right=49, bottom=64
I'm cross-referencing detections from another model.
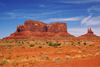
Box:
left=3, top=20, right=74, bottom=39
left=79, top=28, right=98, bottom=37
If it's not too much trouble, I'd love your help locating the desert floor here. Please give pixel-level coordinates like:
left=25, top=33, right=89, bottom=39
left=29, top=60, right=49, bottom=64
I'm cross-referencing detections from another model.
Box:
left=0, top=37, right=100, bottom=67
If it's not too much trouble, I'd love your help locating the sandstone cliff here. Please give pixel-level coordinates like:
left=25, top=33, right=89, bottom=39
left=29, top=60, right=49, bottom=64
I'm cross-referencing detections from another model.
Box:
left=3, top=20, right=74, bottom=39
left=79, top=28, right=98, bottom=37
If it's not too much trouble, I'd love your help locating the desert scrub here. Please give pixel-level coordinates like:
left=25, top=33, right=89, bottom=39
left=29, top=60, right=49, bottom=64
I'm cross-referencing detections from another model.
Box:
left=52, top=57, right=63, bottom=65
left=22, top=42, right=24, bottom=44
left=26, top=55, right=29, bottom=59
left=39, top=55, right=50, bottom=60
left=78, top=41, right=80, bottom=44
left=95, top=52, right=100, bottom=56
left=78, top=47, right=81, bottom=49
left=30, top=44, right=35, bottom=47
left=84, top=42, right=86, bottom=45
left=16, top=54, right=20, bottom=57
left=38, top=46, right=42, bottom=48
left=49, top=41, right=52, bottom=46
left=49, top=41, right=61, bottom=47
left=0, top=59, right=8, bottom=65
left=5, top=55, right=12, bottom=59
left=38, top=52, right=43, bottom=56
left=8, top=45, right=12, bottom=48
left=72, top=55, right=81, bottom=59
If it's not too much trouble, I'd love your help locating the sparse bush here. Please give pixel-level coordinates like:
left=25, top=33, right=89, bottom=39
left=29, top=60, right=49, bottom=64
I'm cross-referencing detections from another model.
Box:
left=26, top=55, right=29, bottom=59
left=5, top=55, right=12, bottom=59
left=78, top=42, right=80, bottom=44
left=72, top=55, right=81, bottom=59
left=49, top=41, right=52, bottom=46
left=52, top=57, right=62, bottom=65
left=39, top=55, right=50, bottom=60
left=49, top=41, right=61, bottom=47
left=8, top=45, right=12, bottom=48
left=78, top=47, right=81, bottom=49
left=66, top=52, right=70, bottom=55
left=22, top=42, right=24, bottom=44
left=21, top=47, right=25, bottom=48
left=84, top=42, right=86, bottom=45
left=38, top=46, right=42, bottom=48
left=0, top=59, right=8, bottom=65
left=71, top=42, right=74, bottom=46
left=30, top=44, right=35, bottom=47
left=16, top=54, right=20, bottom=57
left=46, top=42, right=49, bottom=44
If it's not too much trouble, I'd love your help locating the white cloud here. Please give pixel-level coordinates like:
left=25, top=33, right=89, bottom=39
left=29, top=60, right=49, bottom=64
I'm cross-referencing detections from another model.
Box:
left=88, top=5, right=100, bottom=13
left=43, top=17, right=83, bottom=23
left=68, top=27, right=100, bottom=37
left=81, top=15, right=100, bottom=26
left=81, top=15, right=92, bottom=24
left=60, top=0, right=100, bottom=4
left=0, top=10, right=61, bottom=19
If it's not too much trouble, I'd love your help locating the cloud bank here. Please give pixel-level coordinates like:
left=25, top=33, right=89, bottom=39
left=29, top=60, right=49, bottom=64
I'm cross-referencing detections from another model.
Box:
left=43, top=17, right=83, bottom=23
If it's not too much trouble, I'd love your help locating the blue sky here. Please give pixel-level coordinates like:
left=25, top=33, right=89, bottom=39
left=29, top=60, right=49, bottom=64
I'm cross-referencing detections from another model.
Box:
left=0, top=0, right=100, bottom=39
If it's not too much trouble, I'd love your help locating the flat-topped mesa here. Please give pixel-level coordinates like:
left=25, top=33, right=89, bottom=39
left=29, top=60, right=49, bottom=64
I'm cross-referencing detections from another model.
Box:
left=79, top=28, right=98, bottom=37
left=3, top=20, right=74, bottom=39
left=17, top=20, right=67, bottom=33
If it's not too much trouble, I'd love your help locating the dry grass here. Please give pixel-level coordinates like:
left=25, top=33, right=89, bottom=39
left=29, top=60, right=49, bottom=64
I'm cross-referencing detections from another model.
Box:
left=94, top=52, right=100, bottom=56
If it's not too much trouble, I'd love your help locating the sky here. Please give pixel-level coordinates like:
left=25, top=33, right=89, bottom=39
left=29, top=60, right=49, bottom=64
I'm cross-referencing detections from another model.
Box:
left=0, top=0, right=100, bottom=39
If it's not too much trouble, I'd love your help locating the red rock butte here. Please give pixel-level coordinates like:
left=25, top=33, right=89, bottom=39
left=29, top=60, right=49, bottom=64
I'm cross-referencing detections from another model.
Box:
left=3, top=20, right=74, bottom=39
left=79, top=28, right=98, bottom=37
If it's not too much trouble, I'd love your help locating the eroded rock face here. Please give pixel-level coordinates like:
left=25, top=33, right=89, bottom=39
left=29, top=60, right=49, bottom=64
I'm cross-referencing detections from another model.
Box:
left=79, top=28, right=98, bottom=37
left=17, top=20, right=47, bottom=32
left=3, top=20, right=74, bottom=39
left=47, top=22, right=67, bottom=33
left=17, top=20, right=67, bottom=33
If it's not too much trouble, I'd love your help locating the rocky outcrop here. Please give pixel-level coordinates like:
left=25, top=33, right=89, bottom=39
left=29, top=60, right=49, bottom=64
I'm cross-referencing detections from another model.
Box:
left=3, top=20, right=74, bottom=39
left=79, top=28, right=98, bottom=37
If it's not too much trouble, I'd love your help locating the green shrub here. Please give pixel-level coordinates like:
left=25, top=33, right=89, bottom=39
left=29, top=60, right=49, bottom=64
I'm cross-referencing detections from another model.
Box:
left=26, top=55, right=29, bottom=59
left=0, top=59, right=8, bottom=65
left=30, top=44, right=35, bottom=47
left=84, top=42, right=86, bottom=45
left=8, top=45, right=12, bottom=48
left=49, top=41, right=61, bottom=47
left=22, top=42, right=24, bottom=44
left=16, top=54, right=20, bottom=57
left=49, top=41, right=52, bottom=46
left=54, top=43, right=61, bottom=46
left=78, top=42, right=80, bottom=44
